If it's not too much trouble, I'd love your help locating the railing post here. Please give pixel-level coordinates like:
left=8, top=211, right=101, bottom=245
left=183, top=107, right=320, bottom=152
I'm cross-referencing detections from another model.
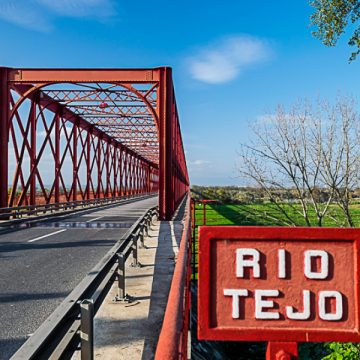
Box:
left=80, top=299, right=94, bottom=360
left=203, top=202, right=206, bottom=225
left=144, top=217, right=148, bottom=237
left=191, top=199, right=196, bottom=276
left=116, top=253, right=126, bottom=300
left=132, top=234, right=138, bottom=266
left=139, top=222, right=145, bottom=248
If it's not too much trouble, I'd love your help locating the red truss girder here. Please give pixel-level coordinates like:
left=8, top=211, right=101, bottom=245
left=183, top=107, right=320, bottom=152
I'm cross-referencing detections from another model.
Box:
left=0, top=67, right=188, bottom=220
left=42, top=89, right=157, bottom=106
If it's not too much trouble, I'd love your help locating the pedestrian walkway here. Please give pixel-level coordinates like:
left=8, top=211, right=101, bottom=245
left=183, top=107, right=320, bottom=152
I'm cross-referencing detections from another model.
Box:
left=75, top=215, right=185, bottom=359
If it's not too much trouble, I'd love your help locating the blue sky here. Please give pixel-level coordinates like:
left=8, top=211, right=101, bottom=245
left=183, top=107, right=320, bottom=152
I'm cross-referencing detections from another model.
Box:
left=1, top=0, right=360, bottom=185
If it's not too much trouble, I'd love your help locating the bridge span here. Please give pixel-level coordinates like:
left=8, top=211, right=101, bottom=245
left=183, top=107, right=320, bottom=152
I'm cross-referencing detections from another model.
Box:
left=0, top=67, right=191, bottom=360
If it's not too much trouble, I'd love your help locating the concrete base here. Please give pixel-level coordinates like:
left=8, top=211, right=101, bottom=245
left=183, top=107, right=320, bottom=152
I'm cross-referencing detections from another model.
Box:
left=74, top=219, right=184, bottom=360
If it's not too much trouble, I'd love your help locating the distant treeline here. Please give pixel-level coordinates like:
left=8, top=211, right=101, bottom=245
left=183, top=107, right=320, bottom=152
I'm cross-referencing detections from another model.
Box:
left=191, top=185, right=360, bottom=204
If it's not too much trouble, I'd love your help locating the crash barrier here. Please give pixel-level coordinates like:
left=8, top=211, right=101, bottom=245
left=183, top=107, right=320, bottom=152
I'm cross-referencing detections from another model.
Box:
left=0, top=193, right=156, bottom=221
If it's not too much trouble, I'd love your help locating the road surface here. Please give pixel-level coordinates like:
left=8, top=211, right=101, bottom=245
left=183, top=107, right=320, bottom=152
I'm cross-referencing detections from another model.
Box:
left=0, top=196, right=157, bottom=360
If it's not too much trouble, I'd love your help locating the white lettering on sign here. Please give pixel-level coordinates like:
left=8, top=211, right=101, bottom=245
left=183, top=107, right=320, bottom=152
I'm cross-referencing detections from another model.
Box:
left=236, top=248, right=260, bottom=278
left=224, top=288, right=344, bottom=321
left=255, top=290, right=280, bottom=319
left=278, top=249, right=286, bottom=279
left=319, top=291, right=343, bottom=321
left=286, top=290, right=311, bottom=320
left=304, top=250, right=329, bottom=279
left=223, top=289, right=249, bottom=318
left=224, top=248, right=345, bottom=322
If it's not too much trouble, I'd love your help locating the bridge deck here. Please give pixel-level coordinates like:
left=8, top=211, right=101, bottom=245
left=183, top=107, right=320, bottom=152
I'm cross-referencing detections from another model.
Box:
left=0, top=196, right=157, bottom=360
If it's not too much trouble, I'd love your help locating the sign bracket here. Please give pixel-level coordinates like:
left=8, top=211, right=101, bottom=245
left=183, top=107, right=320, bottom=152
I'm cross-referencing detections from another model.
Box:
left=266, top=342, right=298, bottom=360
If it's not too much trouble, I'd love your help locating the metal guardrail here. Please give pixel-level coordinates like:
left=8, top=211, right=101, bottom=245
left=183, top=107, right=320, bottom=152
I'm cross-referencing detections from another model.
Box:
left=11, top=206, right=158, bottom=360
left=0, top=193, right=156, bottom=220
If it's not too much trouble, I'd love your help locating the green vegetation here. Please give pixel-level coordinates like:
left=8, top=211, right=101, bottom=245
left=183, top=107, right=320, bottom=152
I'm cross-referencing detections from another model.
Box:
left=192, top=186, right=360, bottom=227
left=192, top=200, right=360, bottom=359
left=194, top=201, right=360, bottom=227
left=310, top=0, right=360, bottom=61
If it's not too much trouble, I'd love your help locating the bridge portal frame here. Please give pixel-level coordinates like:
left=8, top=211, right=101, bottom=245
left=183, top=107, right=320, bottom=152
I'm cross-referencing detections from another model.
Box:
left=0, top=67, right=188, bottom=220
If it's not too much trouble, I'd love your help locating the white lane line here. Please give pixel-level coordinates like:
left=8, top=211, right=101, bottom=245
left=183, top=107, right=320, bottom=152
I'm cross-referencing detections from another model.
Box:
left=86, top=216, right=104, bottom=223
left=28, top=229, right=67, bottom=243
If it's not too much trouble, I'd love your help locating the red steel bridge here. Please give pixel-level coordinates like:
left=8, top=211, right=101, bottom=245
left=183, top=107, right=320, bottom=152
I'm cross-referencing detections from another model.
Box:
left=0, top=67, right=188, bottom=220
left=0, top=66, right=191, bottom=360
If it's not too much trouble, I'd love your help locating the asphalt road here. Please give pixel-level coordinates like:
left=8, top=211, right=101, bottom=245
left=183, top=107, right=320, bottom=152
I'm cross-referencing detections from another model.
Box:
left=0, top=196, right=157, bottom=360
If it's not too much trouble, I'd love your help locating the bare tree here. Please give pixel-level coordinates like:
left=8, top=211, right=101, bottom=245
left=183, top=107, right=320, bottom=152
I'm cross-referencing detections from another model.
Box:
left=238, top=97, right=360, bottom=227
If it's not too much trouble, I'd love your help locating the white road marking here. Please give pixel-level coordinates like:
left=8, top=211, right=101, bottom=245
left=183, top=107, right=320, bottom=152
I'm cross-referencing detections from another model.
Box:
left=28, top=229, right=67, bottom=243
left=85, top=216, right=104, bottom=223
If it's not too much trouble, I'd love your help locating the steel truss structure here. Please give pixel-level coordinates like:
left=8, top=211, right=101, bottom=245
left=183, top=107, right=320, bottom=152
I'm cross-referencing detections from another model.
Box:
left=0, top=67, right=189, bottom=220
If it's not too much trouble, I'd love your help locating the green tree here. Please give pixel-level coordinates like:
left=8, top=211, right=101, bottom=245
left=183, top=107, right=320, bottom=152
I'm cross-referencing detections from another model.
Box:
left=237, top=97, right=360, bottom=227
left=310, top=0, right=360, bottom=61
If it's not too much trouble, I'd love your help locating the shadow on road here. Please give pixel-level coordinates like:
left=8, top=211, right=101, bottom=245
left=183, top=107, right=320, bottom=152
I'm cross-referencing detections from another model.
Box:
left=0, top=239, right=116, bottom=256
left=0, top=291, right=69, bottom=304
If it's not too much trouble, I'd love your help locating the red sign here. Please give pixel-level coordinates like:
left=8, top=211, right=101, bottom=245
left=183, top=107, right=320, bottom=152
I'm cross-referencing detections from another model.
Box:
left=198, top=226, right=360, bottom=342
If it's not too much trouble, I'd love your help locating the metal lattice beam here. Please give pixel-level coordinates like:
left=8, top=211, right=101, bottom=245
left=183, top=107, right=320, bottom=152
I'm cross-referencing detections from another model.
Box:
left=0, top=67, right=188, bottom=219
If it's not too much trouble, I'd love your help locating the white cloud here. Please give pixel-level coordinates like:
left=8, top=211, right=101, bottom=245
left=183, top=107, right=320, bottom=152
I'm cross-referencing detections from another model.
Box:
left=187, top=35, right=271, bottom=84
left=36, top=0, right=115, bottom=18
left=0, top=1, right=51, bottom=31
left=0, top=0, right=116, bottom=31
left=189, top=159, right=210, bottom=167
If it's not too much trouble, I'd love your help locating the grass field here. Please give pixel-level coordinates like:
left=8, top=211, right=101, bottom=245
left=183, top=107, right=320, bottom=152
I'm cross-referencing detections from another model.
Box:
left=194, top=202, right=360, bottom=227
left=191, top=202, right=360, bottom=359
left=192, top=202, right=360, bottom=278
left=193, top=202, right=360, bottom=249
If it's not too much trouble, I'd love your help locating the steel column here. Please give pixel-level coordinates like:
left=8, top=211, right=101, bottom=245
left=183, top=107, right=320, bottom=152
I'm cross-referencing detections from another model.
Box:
left=97, top=138, right=101, bottom=198
left=54, top=111, right=60, bottom=203
left=119, top=146, right=123, bottom=196
left=129, top=155, right=133, bottom=195
left=29, top=99, right=36, bottom=205
left=124, top=152, right=128, bottom=195
left=73, top=123, right=78, bottom=201
left=136, top=158, right=139, bottom=194
left=159, top=67, right=174, bottom=220
left=113, top=146, right=117, bottom=197
left=86, top=130, right=91, bottom=200
left=0, top=68, right=9, bottom=208
left=105, top=141, right=110, bottom=197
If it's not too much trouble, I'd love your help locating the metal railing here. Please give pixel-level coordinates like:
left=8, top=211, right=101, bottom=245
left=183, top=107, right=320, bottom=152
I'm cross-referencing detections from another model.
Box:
left=11, top=206, right=158, bottom=360
left=154, top=195, right=192, bottom=360
left=0, top=193, right=156, bottom=221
